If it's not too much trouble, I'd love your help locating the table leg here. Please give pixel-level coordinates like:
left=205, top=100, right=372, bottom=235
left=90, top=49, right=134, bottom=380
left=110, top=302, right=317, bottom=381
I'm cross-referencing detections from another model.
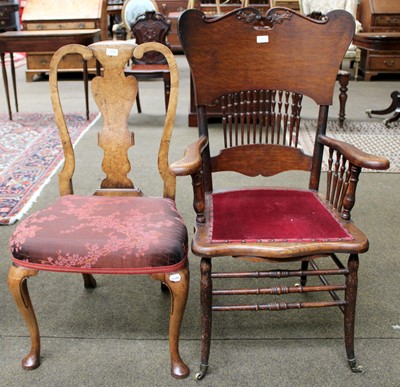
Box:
left=83, top=60, right=89, bottom=120
left=366, top=91, right=400, bottom=127
left=1, top=52, right=13, bottom=120
left=383, top=112, right=400, bottom=127
left=10, top=53, right=18, bottom=112
left=366, top=90, right=400, bottom=117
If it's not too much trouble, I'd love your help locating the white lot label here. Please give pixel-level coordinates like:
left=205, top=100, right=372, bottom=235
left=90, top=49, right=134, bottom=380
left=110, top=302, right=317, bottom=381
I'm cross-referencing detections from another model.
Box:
left=106, top=48, right=119, bottom=56
left=257, top=35, right=269, bottom=43
left=169, top=273, right=181, bottom=282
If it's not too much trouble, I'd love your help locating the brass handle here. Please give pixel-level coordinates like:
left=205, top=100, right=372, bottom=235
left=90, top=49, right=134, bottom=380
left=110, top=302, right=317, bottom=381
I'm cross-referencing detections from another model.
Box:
left=384, top=60, right=395, bottom=66
left=162, top=3, right=167, bottom=10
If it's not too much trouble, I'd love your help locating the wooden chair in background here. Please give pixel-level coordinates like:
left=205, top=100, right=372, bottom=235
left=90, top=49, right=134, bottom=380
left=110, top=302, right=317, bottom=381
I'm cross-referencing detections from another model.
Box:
left=112, top=0, right=158, bottom=40
left=174, top=8, right=389, bottom=380
left=8, top=41, right=190, bottom=379
left=125, top=11, right=171, bottom=113
left=299, top=0, right=362, bottom=80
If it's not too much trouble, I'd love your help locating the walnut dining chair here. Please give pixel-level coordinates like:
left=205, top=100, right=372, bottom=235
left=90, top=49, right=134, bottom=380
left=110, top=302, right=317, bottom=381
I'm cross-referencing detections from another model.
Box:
left=8, top=40, right=190, bottom=379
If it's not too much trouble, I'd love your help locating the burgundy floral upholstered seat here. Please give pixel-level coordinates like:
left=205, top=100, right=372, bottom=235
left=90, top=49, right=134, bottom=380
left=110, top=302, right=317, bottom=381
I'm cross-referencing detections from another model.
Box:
left=8, top=41, right=190, bottom=379
left=10, top=195, right=188, bottom=273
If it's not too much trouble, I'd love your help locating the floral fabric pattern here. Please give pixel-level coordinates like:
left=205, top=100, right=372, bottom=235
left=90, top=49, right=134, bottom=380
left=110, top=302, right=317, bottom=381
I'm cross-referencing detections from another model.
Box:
left=10, top=195, right=188, bottom=274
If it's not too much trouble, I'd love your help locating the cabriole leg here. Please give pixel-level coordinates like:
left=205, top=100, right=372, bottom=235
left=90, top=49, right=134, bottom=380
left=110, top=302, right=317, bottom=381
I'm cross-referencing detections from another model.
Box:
left=195, top=257, right=212, bottom=380
left=344, top=254, right=364, bottom=374
left=8, top=264, right=40, bottom=370
left=162, top=264, right=190, bottom=379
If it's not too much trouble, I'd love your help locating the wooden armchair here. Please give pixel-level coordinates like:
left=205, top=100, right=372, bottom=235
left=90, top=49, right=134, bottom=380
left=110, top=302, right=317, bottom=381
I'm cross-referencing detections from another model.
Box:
left=174, top=8, right=389, bottom=380
left=8, top=40, right=190, bottom=379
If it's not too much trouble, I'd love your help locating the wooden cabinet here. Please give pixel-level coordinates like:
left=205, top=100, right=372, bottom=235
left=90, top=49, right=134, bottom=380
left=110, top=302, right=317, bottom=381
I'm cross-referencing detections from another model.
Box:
left=0, top=1, right=19, bottom=32
left=157, top=0, right=188, bottom=15
left=155, top=0, right=188, bottom=52
left=358, top=0, right=400, bottom=80
left=22, top=0, right=107, bottom=81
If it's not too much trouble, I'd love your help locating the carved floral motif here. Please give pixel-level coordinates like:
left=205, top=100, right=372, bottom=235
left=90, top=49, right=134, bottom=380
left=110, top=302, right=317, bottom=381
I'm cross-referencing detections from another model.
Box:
left=237, top=8, right=293, bottom=26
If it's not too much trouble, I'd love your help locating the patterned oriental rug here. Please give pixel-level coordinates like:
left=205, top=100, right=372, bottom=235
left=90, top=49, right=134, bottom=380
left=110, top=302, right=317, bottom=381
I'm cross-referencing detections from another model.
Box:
left=0, top=112, right=100, bottom=225
left=4, top=53, right=26, bottom=69
left=297, top=120, right=399, bottom=173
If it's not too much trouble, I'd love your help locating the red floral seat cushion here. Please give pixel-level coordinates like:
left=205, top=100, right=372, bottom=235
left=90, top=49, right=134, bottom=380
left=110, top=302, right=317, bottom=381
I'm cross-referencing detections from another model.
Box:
left=10, top=195, right=188, bottom=274
left=211, top=188, right=353, bottom=243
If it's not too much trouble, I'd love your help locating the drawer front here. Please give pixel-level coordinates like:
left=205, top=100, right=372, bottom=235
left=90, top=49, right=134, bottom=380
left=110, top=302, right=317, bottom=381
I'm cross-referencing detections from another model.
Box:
left=373, top=14, right=400, bottom=28
left=371, top=26, right=400, bottom=32
left=0, top=18, right=16, bottom=28
left=24, top=21, right=97, bottom=30
left=156, top=1, right=188, bottom=15
left=27, top=53, right=96, bottom=70
left=369, top=55, right=400, bottom=71
left=0, top=5, right=19, bottom=17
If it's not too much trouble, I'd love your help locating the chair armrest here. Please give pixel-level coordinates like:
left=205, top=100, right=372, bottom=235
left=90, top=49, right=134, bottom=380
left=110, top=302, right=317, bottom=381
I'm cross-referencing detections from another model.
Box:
left=318, top=134, right=390, bottom=171
left=170, top=135, right=208, bottom=176
left=319, top=134, right=389, bottom=221
left=170, top=135, right=208, bottom=223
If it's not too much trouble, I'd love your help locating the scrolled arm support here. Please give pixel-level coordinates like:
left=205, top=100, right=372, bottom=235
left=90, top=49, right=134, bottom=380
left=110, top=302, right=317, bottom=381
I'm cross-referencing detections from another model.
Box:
left=169, top=135, right=208, bottom=176
left=192, top=170, right=205, bottom=223
left=342, top=164, right=360, bottom=220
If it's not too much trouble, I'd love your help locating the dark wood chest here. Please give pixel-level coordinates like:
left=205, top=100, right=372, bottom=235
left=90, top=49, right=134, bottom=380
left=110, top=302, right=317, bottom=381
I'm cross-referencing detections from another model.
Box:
left=0, top=0, right=19, bottom=32
left=358, top=0, right=400, bottom=80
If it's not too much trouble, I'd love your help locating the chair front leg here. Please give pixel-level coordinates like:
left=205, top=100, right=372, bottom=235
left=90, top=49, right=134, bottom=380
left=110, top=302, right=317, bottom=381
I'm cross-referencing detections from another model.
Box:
left=82, top=273, right=97, bottom=289
left=161, top=263, right=190, bottom=379
left=163, top=72, right=171, bottom=113
left=195, top=257, right=212, bottom=380
left=344, top=254, right=364, bottom=374
left=8, top=264, right=41, bottom=370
